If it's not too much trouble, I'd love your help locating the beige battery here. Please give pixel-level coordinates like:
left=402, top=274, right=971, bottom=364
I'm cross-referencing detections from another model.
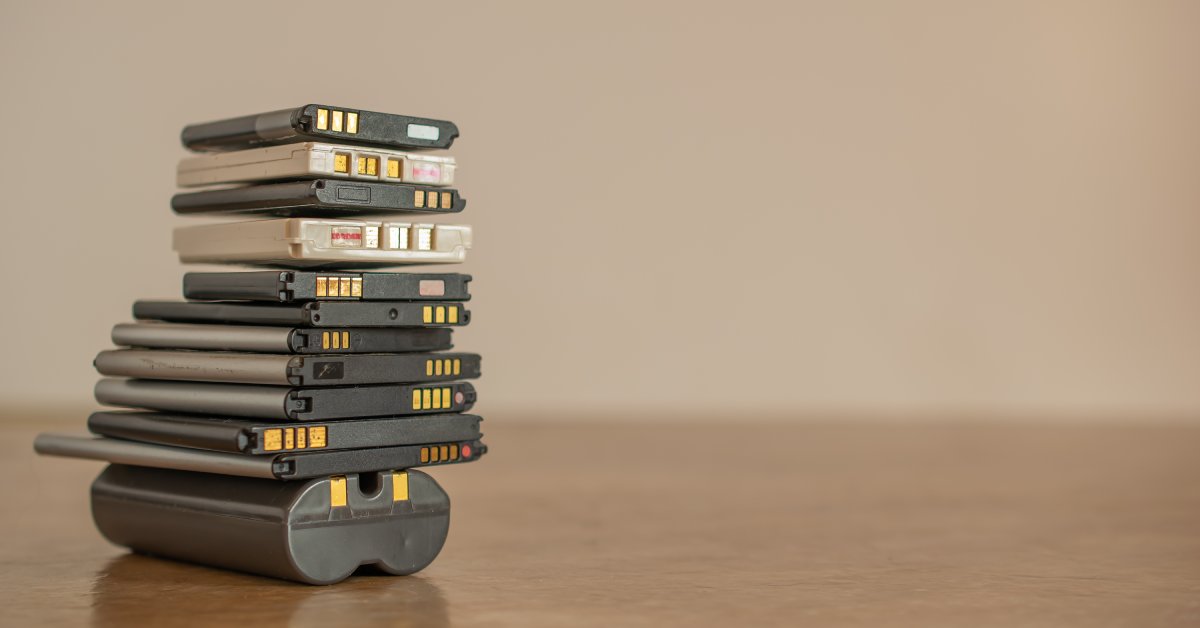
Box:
left=176, top=142, right=457, bottom=187
left=173, top=218, right=472, bottom=268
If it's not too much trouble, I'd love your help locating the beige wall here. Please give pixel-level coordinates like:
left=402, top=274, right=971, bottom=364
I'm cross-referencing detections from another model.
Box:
left=2, top=0, right=1199, bottom=420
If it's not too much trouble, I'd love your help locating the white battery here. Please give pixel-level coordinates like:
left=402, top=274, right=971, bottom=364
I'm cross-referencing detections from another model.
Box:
left=176, top=142, right=457, bottom=188
left=173, top=218, right=472, bottom=268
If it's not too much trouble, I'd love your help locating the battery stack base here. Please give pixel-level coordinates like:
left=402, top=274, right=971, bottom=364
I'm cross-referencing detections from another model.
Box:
left=93, top=466, right=450, bottom=585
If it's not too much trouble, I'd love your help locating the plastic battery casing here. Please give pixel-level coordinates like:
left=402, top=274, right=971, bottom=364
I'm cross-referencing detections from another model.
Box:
left=34, top=434, right=486, bottom=479
left=132, top=300, right=470, bottom=328
left=111, top=322, right=454, bottom=354
left=90, top=465, right=450, bottom=584
left=182, top=271, right=472, bottom=302
left=180, top=104, right=459, bottom=151
left=93, top=350, right=481, bottom=386
left=87, top=411, right=483, bottom=454
left=93, top=378, right=478, bottom=421
left=171, top=180, right=466, bottom=217
left=176, top=142, right=456, bottom=187
left=173, top=218, right=471, bottom=268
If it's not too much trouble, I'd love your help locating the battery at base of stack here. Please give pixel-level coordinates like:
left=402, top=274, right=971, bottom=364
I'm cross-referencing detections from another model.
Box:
left=34, top=104, right=485, bottom=585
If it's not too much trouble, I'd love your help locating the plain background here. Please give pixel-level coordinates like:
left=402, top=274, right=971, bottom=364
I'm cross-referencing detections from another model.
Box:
left=1, top=0, right=1199, bottom=421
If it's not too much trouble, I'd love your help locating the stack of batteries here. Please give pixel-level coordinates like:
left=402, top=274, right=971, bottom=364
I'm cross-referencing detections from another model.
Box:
left=34, top=105, right=485, bottom=585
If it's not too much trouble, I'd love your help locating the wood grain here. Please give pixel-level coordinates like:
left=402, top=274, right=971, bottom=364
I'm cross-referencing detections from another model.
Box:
left=5, top=415, right=1200, bottom=626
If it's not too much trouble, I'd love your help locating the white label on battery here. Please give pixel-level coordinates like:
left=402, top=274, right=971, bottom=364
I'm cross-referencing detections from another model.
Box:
left=364, top=226, right=379, bottom=249
left=329, top=226, right=363, bottom=248
left=407, top=124, right=441, bottom=141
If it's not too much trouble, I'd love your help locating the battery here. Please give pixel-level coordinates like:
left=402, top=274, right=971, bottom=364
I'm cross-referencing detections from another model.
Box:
left=35, top=434, right=486, bottom=480
left=183, top=271, right=472, bottom=302
left=171, top=180, right=466, bottom=217
left=180, top=104, right=459, bottom=152
left=132, top=300, right=470, bottom=328
left=91, top=465, right=450, bottom=584
left=94, top=378, right=478, bottom=421
left=87, top=411, right=483, bottom=455
left=173, top=218, right=471, bottom=268
left=93, top=350, right=481, bottom=386
left=89, top=465, right=450, bottom=584
left=111, top=322, right=454, bottom=354
left=177, top=142, right=456, bottom=188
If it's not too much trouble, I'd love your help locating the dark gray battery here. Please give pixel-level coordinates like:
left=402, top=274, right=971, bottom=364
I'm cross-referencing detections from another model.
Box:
left=171, top=180, right=466, bottom=217
left=87, top=411, right=483, bottom=454
left=94, top=378, right=477, bottom=420
left=111, top=322, right=454, bottom=354
left=91, top=464, right=450, bottom=585
left=93, top=350, right=481, bottom=386
left=182, top=271, right=472, bottom=302
left=133, top=300, right=470, bottom=328
left=180, top=104, right=459, bottom=151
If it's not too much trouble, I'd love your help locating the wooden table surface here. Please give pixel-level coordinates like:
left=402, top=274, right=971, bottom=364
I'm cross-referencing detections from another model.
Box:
left=4, top=413, right=1199, bottom=627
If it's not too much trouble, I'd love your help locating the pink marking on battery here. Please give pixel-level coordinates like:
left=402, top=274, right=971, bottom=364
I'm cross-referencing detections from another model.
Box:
left=410, top=164, right=442, bottom=182
left=418, top=280, right=446, bottom=296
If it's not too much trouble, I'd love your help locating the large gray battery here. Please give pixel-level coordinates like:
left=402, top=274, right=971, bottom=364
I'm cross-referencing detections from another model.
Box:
left=91, top=465, right=450, bottom=585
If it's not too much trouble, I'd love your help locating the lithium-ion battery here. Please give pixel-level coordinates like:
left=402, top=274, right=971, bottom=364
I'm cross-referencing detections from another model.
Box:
left=181, top=104, right=459, bottom=152
left=182, top=271, right=472, bottom=302
left=90, top=465, right=451, bottom=584
left=173, top=218, right=472, bottom=268
left=111, top=322, right=454, bottom=354
left=93, top=350, right=481, bottom=386
left=94, top=378, right=478, bottom=420
left=177, top=142, right=456, bottom=187
left=87, top=411, right=483, bottom=454
left=172, top=180, right=465, bottom=217
left=132, top=300, right=470, bottom=328
left=34, top=434, right=485, bottom=480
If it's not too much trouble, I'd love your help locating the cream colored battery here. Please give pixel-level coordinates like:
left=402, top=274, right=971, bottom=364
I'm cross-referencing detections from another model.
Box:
left=173, top=218, right=472, bottom=268
left=176, top=142, right=457, bottom=187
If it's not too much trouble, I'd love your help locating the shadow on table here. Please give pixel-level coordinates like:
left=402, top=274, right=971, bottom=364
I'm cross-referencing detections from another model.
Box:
left=89, top=553, right=449, bottom=627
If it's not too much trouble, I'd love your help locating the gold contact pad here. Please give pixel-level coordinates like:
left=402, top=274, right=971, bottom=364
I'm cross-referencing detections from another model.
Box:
left=330, top=476, right=347, bottom=507
left=263, top=426, right=329, bottom=451
left=412, top=386, right=456, bottom=410
left=316, top=109, right=358, bottom=134
left=320, top=330, right=351, bottom=351
left=315, top=276, right=363, bottom=299
left=356, top=156, right=378, bottom=176
left=333, top=153, right=350, bottom=173
left=419, top=444, right=462, bottom=465
left=392, top=471, right=408, bottom=501
left=441, top=192, right=452, bottom=209
left=414, top=190, right=426, bottom=208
